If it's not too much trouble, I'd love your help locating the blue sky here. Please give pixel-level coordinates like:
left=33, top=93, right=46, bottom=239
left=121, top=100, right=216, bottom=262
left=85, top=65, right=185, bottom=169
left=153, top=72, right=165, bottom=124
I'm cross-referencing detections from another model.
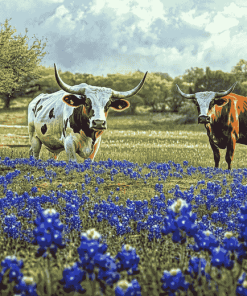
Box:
left=1, top=0, right=247, bottom=77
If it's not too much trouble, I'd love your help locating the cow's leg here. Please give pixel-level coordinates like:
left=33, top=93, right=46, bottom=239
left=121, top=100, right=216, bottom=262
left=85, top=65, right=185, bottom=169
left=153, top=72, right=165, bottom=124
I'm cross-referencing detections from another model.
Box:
left=225, top=135, right=237, bottom=170
left=31, top=136, right=42, bottom=159
left=53, top=154, right=59, bottom=160
left=88, top=138, right=101, bottom=161
left=64, top=135, right=77, bottom=162
left=208, top=138, right=220, bottom=168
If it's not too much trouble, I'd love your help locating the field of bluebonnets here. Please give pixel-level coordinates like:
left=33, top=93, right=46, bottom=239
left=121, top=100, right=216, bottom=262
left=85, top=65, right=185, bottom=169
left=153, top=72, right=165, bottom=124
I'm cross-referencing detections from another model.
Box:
left=2, top=113, right=247, bottom=296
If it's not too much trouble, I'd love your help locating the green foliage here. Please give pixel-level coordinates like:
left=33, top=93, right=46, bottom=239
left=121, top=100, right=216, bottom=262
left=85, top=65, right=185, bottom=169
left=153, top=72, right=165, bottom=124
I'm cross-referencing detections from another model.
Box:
left=0, top=19, right=47, bottom=108
left=231, top=59, right=247, bottom=82
left=175, top=101, right=198, bottom=124
left=194, top=67, right=247, bottom=96
left=182, top=67, right=205, bottom=84
left=153, top=72, right=173, bottom=82
left=141, top=73, right=171, bottom=112
left=168, top=77, right=189, bottom=113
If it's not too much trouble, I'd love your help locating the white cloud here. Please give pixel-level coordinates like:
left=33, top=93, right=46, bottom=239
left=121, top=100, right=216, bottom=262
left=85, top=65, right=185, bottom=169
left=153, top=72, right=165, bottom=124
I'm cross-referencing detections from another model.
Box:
left=222, top=2, right=247, bottom=17
left=45, top=5, right=76, bottom=30
left=180, top=9, right=211, bottom=28
left=89, top=0, right=168, bottom=34
left=75, top=9, right=85, bottom=21
left=53, top=5, right=69, bottom=17
left=205, top=13, right=239, bottom=34
left=2, top=0, right=35, bottom=10
left=122, top=46, right=127, bottom=53
left=203, top=30, right=231, bottom=51
left=42, top=0, right=64, bottom=3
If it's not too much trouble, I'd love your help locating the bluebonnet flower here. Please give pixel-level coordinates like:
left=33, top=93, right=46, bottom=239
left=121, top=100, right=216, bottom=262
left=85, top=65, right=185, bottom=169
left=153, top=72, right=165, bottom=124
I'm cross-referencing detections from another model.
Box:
left=3, top=214, right=22, bottom=239
left=1, top=255, right=23, bottom=285
left=13, top=276, right=38, bottom=296
left=59, top=262, right=86, bottom=294
left=161, top=268, right=189, bottom=296
left=211, top=211, right=219, bottom=223
left=236, top=273, right=247, bottom=296
left=115, top=279, right=141, bottom=296
left=31, top=186, right=38, bottom=195
left=5, top=172, right=14, bottom=184
left=162, top=199, right=198, bottom=244
left=32, top=208, right=65, bottom=258
left=109, top=214, right=119, bottom=226
left=186, top=257, right=208, bottom=279
left=211, top=247, right=234, bottom=269
left=193, top=230, right=219, bottom=254
left=222, top=232, right=239, bottom=252
left=77, top=228, right=119, bottom=286
left=237, top=240, right=247, bottom=264
left=95, top=253, right=120, bottom=286
left=148, top=224, right=162, bottom=240
left=69, top=215, right=82, bottom=232
left=97, top=213, right=103, bottom=222
left=116, top=244, right=140, bottom=275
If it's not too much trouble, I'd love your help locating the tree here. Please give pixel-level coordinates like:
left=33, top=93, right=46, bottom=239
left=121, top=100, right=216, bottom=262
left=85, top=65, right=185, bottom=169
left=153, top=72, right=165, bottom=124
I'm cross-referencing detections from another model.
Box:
left=141, top=73, right=171, bottom=112
left=194, top=67, right=247, bottom=96
left=0, top=19, right=47, bottom=108
left=182, top=67, right=204, bottom=85
left=167, top=77, right=187, bottom=112
left=154, top=72, right=173, bottom=82
left=231, top=59, right=247, bottom=82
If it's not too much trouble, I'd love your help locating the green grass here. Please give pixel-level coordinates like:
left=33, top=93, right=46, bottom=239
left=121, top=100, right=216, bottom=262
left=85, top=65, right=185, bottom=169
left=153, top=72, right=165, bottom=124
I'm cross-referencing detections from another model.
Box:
left=1, top=123, right=246, bottom=170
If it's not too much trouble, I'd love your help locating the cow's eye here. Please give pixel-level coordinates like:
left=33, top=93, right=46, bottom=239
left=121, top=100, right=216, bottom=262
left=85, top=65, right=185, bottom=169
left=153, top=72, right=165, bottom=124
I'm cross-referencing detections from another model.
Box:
left=214, top=99, right=225, bottom=106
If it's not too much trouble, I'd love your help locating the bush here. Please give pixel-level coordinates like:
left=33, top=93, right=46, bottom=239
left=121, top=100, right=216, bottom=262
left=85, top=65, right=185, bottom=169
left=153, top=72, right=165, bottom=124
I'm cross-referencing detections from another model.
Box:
left=176, top=102, right=198, bottom=124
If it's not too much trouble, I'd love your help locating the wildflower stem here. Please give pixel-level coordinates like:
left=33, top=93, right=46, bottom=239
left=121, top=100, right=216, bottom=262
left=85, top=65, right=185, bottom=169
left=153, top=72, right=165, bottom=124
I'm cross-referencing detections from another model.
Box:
left=235, top=262, right=242, bottom=280
left=196, top=258, right=203, bottom=296
left=180, top=241, right=186, bottom=271
left=90, top=279, right=96, bottom=296
left=45, top=255, right=52, bottom=296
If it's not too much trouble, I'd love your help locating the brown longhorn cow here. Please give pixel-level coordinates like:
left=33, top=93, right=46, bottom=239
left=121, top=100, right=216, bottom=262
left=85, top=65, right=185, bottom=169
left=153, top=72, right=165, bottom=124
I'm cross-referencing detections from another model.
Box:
left=176, top=82, right=247, bottom=170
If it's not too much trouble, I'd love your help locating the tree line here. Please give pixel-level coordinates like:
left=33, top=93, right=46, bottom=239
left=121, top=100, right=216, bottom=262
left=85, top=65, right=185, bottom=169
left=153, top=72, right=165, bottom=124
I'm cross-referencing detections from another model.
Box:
left=1, top=19, right=247, bottom=116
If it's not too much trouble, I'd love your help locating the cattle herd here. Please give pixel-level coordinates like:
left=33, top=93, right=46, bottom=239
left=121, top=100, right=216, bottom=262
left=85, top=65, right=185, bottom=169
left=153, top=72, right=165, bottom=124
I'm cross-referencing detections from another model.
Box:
left=28, top=64, right=247, bottom=169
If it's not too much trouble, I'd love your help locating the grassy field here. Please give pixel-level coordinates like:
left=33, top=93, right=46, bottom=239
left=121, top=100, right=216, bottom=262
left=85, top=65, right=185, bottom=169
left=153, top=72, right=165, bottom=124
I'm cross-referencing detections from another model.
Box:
left=0, top=107, right=247, bottom=295
left=1, top=109, right=247, bottom=170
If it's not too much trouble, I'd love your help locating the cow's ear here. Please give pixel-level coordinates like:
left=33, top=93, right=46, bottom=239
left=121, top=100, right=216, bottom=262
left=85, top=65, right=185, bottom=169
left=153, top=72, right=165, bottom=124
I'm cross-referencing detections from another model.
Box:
left=62, top=95, right=84, bottom=107
left=110, top=99, right=130, bottom=111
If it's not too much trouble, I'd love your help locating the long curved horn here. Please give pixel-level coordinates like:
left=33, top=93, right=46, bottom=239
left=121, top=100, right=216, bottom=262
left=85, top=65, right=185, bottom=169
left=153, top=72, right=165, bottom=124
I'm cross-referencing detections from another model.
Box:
left=111, top=72, right=148, bottom=99
left=176, top=84, right=195, bottom=99
left=215, top=82, right=238, bottom=98
left=54, top=63, right=86, bottom=95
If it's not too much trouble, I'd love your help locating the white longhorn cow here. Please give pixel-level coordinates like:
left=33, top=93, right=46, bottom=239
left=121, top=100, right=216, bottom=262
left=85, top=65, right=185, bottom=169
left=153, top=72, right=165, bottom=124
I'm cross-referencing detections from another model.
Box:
left=28, top=64, right=147, bottom=162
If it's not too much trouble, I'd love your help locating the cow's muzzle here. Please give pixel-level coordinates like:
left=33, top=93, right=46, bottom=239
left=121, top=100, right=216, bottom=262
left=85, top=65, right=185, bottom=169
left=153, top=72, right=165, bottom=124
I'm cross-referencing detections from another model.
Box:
left=198, top=115, right=210, bottom=124
left=91, top=120, right=107, bottom=130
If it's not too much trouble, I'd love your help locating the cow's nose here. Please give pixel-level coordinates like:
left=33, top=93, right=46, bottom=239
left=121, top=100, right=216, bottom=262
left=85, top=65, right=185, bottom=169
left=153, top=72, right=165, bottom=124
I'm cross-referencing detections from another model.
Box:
left=198, top=115, right=210, bottom=124
left=92, top=120, right=107, bottom=130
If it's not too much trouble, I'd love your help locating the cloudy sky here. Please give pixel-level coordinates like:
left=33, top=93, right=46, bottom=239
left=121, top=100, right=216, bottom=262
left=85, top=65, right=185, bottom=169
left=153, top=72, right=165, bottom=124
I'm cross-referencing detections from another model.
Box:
left=1, top=0, right=247, bottom=78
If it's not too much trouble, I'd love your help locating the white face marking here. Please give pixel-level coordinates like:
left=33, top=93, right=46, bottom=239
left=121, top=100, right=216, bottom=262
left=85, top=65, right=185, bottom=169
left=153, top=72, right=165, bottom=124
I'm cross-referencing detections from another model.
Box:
left=195, top=91, right=215, bottom=117
left=84, top=87, right=112, bottom=128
